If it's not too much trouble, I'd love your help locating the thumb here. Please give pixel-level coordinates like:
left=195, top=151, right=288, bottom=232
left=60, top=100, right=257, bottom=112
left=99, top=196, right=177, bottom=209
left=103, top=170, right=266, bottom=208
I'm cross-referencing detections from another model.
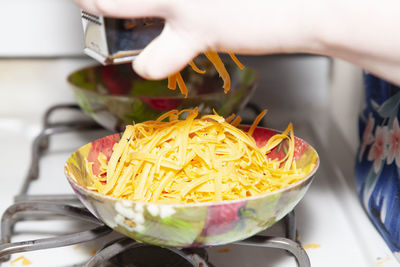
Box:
left=132, top=25, right=201, bottom=80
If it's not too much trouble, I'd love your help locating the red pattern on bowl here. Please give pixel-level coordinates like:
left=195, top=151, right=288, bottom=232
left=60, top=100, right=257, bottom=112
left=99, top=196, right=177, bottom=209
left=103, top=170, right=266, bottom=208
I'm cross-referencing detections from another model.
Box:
left=65, top=126, right=319, bottom=247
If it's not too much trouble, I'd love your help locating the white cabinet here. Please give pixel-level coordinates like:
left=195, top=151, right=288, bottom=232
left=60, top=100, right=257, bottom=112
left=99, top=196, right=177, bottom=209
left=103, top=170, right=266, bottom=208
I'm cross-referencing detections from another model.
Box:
left=0, top=0, right=84, bottom=56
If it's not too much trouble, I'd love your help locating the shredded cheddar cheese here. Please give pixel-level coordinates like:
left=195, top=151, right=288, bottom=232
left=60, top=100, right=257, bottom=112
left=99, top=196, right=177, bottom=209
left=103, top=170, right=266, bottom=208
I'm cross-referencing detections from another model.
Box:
left=11, top=256, right=32, bottom=266
left=87, top=108, right=312, bottom=203
left=189, top=60, right=206, bottom=74
left=168, top=53, right=244, bottom=97
left=303, top=243, right=321, bottom=250
left=229, top=53, right=245, bottom=70
left=204, top=51, right=231, bottom=93
left=377, top=255, right=391, bottom=267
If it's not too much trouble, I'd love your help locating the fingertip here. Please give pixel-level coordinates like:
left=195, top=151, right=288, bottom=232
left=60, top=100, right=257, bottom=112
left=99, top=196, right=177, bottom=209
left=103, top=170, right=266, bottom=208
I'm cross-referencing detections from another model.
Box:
left=132, top=59, right=153, bottom=80
left=132, top=54, right=173, bottom=80
left=132, top=26, right=202, bottom=80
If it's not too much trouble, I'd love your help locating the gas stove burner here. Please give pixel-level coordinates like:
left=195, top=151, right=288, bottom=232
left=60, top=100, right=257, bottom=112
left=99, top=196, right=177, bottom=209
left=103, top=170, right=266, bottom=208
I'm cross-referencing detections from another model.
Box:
left=0, top=103, right=310, bottom=267
left=93, top=238, right=212, bottom=267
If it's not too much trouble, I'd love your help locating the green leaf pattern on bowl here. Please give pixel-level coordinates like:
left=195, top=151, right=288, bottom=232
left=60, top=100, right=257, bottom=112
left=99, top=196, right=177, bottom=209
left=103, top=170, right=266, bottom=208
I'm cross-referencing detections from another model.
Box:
left=64, top=127, right=319, bottom=247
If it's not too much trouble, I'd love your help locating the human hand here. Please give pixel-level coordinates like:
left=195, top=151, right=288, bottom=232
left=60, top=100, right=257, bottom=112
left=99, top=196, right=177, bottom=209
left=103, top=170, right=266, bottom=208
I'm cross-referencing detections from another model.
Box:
left=75, top=0, right=400, bottom=86
left=74, top=0, right=317, bottom=80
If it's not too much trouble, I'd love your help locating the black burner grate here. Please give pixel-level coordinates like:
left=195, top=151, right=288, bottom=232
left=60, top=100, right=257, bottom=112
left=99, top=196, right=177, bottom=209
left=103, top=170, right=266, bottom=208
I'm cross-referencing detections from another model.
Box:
left=0, top=104, right=310, bottom=267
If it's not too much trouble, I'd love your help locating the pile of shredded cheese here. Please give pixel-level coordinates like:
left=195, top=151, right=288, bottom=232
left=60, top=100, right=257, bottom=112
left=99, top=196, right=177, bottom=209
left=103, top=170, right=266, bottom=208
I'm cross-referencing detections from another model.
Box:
left=168, top=52, right=244, bottom=97
left=87, top=108, right=310, bottom=203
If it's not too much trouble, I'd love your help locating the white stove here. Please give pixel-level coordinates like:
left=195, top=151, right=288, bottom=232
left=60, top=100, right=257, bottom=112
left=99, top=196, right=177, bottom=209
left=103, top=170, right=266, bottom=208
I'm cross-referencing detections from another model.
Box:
left=0, top=57, right=398, bottom=267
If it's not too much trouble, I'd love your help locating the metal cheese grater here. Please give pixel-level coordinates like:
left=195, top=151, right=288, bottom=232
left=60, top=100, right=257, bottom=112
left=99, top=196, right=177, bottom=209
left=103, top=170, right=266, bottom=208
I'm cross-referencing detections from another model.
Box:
left=81, top=11, right=164, bottom=64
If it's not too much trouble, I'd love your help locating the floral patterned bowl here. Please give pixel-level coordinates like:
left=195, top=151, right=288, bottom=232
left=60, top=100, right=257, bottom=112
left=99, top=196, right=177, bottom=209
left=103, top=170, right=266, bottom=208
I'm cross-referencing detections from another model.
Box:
left=67, top=60, right=258, bottom=132
left=64, top=127, right=319, bottom=247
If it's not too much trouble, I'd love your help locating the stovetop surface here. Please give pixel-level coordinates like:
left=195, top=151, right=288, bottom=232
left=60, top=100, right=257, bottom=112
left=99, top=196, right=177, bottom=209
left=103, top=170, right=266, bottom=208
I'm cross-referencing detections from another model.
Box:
left=1, top=107, right=398, bottom=267
left=0, top=55, right=395, bottom=267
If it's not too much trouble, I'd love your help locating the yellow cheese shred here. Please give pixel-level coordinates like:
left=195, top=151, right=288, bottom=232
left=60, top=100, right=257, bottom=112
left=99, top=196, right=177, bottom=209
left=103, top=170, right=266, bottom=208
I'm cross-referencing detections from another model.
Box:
left=204, top=51, right=230, bottom=93
left=87, top=108, right=313, bottom=203
left=189, top=60, right=206, bottom=74
left=167, top=73, right=177, bottom=90
left=175, top=72, right=189, bottom=98
left=167, top=52, right=245, bottom=96
left=11, top=256, right=32, bottom=266
left=229, top=53, right=245, bottom=70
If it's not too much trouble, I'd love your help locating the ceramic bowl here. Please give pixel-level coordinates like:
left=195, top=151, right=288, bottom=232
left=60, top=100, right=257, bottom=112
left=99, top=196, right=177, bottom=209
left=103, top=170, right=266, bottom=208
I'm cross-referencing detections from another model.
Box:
left=67, top=61, right=258, bottom=131
left=65, top=126, right=319, bottom=247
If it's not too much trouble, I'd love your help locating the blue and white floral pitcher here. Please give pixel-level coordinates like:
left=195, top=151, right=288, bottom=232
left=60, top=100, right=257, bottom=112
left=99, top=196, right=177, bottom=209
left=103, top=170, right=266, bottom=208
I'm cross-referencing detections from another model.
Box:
left=355, top=73, right=400, bottom=261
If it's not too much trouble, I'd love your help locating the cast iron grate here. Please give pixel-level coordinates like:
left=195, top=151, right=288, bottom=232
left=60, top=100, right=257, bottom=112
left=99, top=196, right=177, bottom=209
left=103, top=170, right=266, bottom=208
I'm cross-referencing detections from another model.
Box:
left=0, top=104, right=310, bottom=267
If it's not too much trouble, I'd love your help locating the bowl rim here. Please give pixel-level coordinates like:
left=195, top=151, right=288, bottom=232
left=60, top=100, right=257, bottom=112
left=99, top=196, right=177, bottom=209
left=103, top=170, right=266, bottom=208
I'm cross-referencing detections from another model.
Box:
left=66, top=63, right=259, bottom=100
left=64, top=125, right=320, bottom=208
